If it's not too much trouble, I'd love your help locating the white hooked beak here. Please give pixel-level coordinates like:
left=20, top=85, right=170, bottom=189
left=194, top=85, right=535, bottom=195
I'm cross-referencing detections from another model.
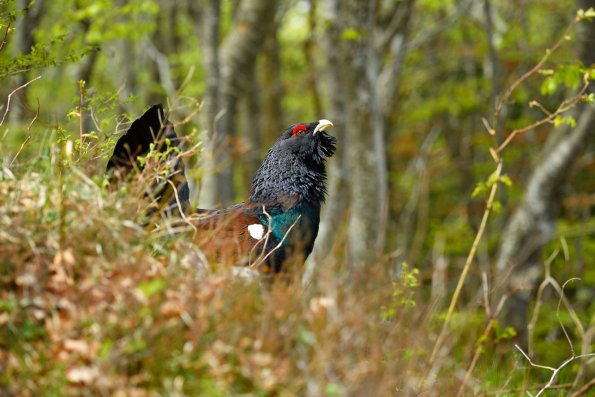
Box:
left=313, top=119, right=333, bottom=136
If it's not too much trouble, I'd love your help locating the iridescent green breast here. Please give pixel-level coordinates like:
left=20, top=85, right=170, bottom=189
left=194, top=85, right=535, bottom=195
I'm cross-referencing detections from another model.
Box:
left=258, top=205, right=320, bottom=252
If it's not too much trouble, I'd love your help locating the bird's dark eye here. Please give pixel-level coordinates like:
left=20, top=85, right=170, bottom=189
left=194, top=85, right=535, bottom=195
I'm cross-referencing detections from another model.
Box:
left=297, top=129, right=305, bottom=136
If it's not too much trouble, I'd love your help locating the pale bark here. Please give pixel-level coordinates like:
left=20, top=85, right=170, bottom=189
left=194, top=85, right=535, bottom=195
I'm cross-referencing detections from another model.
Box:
left=238, top=65, right=262, bottom=192
left=199, top=0, right=277, bottom=207
left=197, top=0, right=221, bottom=208
left=312, top=0, right=348, bottom=262
left=303, top=0, right=323, bottom=116
left=147, top=0, right=181, bottom=103
left=11, top=0, right=43, bottom=123
left=76, top=19, right=99, bottom=135
left=332, top=0, right=414, bottom=264
left=260, top=29, right=284, bottom=145
left=374, top=0, right=415, bottom=254
left=341, top=1, right=379, bottom=263
left=115, top=39, right=139, bottom=114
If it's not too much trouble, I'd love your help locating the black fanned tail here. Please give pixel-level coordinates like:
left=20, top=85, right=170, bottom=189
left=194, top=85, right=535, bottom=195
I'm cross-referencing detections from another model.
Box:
left=107, top=104, right=190, bottom=214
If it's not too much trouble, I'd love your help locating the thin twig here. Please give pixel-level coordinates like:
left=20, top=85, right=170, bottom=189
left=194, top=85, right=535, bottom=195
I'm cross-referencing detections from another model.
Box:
left=79, top=80, right=85, bottom=146
left=456, top=294, right=508, bottom=397
left=521, top=265, right=592, bottom=396
left=528, top=253, right=586, bottom=357
left=0, top=22, right=10, bottom=53
left=558, top=278, right=582, bottom=356
left=427, top=161, right=503, bottom=368
left=492, top=18, right=577, bottom=129
left=422, top=12, right=590, bottom=392
left=485, top=383, right=573, bottom=395
left=11, top=135, right=31, bottom=166
left=165, top=179, right=197, bottom=233
left=0, top=75, right=42, bottom=127
left=498, top=79, right=590, bottom=153
left=570, top=378, right=595, bottom=397
left=10, top=97, right=38, bottom=166
left=530, top=100, right=553, bottom=117
left=247, top=205, right=272, bottom=267
left=527, top=249, right=560, bottom=355
left=515, top=344, right=595, bottom=397
left=258, top=206, right=273, bottom=262
left=252, top=214, right=302, bottom=269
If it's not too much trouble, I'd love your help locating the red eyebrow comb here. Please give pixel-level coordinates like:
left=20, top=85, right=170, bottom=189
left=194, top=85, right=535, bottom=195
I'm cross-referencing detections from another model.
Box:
left=292, top=124, right=307, bottom=137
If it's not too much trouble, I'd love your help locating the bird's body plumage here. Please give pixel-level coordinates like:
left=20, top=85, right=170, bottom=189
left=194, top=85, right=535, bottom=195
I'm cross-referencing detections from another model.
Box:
left=107, top=105, right=335, bottom=272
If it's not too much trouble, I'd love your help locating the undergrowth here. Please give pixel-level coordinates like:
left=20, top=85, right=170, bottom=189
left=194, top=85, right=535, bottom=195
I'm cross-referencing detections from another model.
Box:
left=0, top=120, right=591, bottom=396
left=1, top=7, right=594, bottom=395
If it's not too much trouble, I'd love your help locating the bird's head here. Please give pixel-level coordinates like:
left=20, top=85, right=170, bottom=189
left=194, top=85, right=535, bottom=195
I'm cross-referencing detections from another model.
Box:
left=274, top=119, right=336, bottom=165
left=250, top=119, right=336, bottom=206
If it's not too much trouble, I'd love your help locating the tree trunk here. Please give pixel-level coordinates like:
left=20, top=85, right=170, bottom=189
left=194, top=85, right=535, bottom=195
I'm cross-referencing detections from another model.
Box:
left=260, top=28, right=284, bottom=146
left=199, top=0, right=277, bottom=207
left=333, top=0, right=414, bottom=264
left=341, top=1, right=381, bottom=264
left=115, top=39, right=138, bottom=115
left=238, top=65, right=262, bottom=192
left=495, top=0, right=595, bottom=337
left=11, top=0, right=44, bottom=123
left=375, top=0, right=415, bottom=254
left=197, top=0, right=221, bottom=208
left=311, top=0, right=349, bottom=264
left=76, top=19, right=99, bottom=135
left=146, top=0, right=180, bottom=103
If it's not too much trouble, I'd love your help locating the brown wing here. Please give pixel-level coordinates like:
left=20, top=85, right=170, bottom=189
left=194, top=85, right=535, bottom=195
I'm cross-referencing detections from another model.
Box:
left=188, top=206, right=270, bottom=268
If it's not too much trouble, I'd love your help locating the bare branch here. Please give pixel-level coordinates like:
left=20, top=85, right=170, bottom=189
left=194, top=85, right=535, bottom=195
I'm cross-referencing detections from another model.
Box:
left=498, top=79, right=590, bottom=153
left=570, top=378, right=595, bottom=397
left=0, top=75, right=41, bottom=127
left=252, top=214, right=302, bottom=269
left=456, top=294, right=508, bottom=397
left=558, top=278, right=582, bottom=356
left=0, top=22, right=10, bottom=53
left=492, top=19, right=578, bottom=132
left=515, top=344, right=595, bottom=397
left=10, top=97, right=39, bottom=167
left=165, top=179, right=197, bottom=233
left=143, top=37, right=177, bottom=100
left=426, top=160, right=503, bottom=372
left=79, top=80, right=85, bottom=145
left=248, top=205, right=272, bottom=267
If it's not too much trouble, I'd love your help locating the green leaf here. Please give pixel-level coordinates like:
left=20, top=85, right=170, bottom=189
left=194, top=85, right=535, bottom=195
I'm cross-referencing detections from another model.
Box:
left=558, top=64, right=582, bottom=89
left=500, top=175, right=513, bottom=187
left=137, top=278, right=165, bottom=297
left=472, top=182, right=486, bottom=198
left=486, top=170, right=500, bottom=188
left=540, top=76, right=558, bottom=96
left=0, top=299, right=17, bottom=311
left=554, top=115, right=577, bottom=128
left=325, top=383, right=342, bottom=397
left=299, top=327, right=316, bottom=346
left=578, top=8, right=595, bottom=20
left=341, top=28, right=362, bottom=42
left=99, top=339, right=114, bottom=359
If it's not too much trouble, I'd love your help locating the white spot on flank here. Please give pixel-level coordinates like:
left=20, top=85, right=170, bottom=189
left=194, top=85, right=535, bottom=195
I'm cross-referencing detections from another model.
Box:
left=248, top=224, right=265, bottom=240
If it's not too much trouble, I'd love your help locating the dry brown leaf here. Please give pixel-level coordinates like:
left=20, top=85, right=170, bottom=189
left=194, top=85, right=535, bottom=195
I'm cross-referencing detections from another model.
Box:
left=66, top=365, right=99, bottom=384
left=160, top=300, right=182, bottom=318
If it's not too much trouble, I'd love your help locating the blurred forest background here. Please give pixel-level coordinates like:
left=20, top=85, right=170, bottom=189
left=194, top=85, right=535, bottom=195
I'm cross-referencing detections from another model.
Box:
left=1, top=0, right=594, bottom=395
